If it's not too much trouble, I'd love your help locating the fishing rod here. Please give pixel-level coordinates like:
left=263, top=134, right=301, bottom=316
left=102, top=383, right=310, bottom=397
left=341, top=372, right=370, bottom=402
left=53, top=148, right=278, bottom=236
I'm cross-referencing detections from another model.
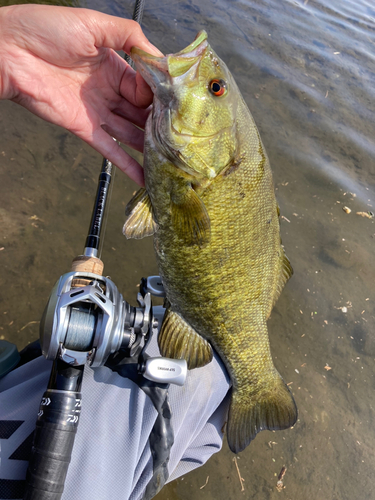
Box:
left=22, top=2, right=187, bottom=499
left=83, top=0, right=145, bottom=256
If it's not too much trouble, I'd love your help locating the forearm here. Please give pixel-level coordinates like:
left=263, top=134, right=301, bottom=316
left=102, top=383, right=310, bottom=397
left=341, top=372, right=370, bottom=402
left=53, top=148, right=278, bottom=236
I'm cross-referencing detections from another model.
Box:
left=0, top=5, right=18, bottom=100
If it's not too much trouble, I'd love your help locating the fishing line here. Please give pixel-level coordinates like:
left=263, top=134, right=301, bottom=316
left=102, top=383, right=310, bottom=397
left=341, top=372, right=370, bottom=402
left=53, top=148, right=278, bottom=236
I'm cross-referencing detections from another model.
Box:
left=125, top=0, right=145, bottom=66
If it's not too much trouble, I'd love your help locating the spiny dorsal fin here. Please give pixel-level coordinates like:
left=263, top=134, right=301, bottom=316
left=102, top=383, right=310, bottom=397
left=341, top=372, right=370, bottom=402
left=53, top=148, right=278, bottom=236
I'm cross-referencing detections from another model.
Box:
left=123, top=188, right=158, bottom=239
left=158, top=308, right=213, bottom=369
left=170, top=185, right=211, bottom=247
left=271, top=248, right=293, bottom=310
left=227, top=373, right=298, bottom=453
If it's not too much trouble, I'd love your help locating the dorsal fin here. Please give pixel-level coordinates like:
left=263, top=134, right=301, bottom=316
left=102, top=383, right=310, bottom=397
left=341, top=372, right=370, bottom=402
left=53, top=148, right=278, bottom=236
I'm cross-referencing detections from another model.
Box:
left=158, top=308, right=213, bottom=369
left=123, top=188, right=158, bottom=239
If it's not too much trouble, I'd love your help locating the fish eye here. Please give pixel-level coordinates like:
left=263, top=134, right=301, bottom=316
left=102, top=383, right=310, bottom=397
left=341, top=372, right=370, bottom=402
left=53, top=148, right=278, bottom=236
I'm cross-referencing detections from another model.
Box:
left=209, top=79, right=226, bottom=96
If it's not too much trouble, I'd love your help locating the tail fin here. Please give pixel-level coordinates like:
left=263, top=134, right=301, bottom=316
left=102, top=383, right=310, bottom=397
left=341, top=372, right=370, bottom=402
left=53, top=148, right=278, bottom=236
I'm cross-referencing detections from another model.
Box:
left=227, top=373, right=297, bottom=453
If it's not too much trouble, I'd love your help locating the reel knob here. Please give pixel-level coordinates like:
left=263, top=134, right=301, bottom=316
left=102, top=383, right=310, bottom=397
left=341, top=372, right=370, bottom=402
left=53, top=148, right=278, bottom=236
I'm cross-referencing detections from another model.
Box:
left=141, top=357, right=187, bottom=386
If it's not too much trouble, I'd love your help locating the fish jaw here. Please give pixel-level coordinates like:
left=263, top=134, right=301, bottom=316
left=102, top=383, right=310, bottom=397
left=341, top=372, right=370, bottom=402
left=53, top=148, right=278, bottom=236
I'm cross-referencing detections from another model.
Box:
left=130, top=49, right=172, bottom=106
left=131, top=31, right=208, bottom=105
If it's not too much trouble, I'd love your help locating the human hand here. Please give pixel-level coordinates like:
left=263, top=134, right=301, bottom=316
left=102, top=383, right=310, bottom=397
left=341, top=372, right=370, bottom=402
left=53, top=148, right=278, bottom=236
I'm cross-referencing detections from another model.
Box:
left=0, top=5, right=162, bottom=185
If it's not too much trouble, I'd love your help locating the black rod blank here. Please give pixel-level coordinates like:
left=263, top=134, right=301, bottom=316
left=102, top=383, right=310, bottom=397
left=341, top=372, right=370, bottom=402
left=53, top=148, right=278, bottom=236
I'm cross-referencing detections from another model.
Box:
left=23, top=360, right=84, bottom=500
left=85, top=157, right=112, bottom=253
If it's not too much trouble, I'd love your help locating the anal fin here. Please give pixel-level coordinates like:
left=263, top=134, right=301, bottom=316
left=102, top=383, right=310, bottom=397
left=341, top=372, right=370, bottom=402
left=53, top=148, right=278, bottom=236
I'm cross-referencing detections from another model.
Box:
left=123, top=188, right=158, bottom=239
left=271, top=248, right=293, bottom=311
left=158, top=308, right=213, bottom=369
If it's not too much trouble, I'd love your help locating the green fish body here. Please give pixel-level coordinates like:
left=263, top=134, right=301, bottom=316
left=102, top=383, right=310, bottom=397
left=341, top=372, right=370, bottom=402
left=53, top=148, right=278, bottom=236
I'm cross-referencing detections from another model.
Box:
left=124, top=32, right=297, bottom=453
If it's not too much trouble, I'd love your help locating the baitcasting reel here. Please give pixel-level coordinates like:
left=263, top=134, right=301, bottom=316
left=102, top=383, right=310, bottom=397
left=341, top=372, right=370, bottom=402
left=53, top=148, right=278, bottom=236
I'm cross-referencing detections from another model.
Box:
left=40, top=271, right=187, bottom=385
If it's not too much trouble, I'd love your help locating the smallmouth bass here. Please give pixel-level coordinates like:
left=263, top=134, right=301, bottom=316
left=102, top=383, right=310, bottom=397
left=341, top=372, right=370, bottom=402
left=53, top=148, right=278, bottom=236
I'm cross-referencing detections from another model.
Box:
left=124, top=31, right=297, bottom=453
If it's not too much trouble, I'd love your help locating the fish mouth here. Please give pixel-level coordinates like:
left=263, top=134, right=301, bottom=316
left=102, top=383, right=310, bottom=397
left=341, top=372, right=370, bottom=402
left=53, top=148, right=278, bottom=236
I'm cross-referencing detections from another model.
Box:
left=131, top=31, right=209, bottom=103
left=171, top=120, right=232, bottom=140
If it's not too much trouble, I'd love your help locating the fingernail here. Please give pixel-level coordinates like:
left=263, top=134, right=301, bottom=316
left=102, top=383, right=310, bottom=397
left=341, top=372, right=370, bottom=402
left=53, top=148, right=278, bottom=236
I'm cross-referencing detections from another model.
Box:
left=145, top=42, right=164, bottom=57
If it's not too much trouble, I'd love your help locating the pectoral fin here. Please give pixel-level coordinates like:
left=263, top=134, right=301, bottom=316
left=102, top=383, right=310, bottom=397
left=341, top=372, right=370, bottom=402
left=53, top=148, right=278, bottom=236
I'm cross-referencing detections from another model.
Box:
left=123, top=188, right=158, bottom=239
left=158, top=308, right=213, bottom=369
left=170, top=185, right=211, bottom=247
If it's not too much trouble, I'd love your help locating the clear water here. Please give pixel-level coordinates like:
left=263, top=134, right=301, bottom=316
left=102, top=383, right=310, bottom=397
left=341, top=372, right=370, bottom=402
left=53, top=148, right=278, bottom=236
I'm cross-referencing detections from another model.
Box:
left=1, top=0, right=374, bottom=499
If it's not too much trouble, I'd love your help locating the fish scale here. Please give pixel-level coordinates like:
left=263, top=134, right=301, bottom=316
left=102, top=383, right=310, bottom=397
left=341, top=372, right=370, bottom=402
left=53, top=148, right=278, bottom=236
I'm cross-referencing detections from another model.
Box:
left=124, top=31, right=297, bottom=453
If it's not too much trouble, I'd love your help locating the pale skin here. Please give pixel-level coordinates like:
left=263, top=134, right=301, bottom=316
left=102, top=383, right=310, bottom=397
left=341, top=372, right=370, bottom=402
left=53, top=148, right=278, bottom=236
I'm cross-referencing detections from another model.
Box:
left=0, top=4, right=163, bottom=185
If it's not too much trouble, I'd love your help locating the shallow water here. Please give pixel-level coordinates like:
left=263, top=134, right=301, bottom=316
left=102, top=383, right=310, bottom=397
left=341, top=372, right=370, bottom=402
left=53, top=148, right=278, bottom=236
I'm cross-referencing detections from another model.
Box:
left=1, top=0, right=374, bottom=499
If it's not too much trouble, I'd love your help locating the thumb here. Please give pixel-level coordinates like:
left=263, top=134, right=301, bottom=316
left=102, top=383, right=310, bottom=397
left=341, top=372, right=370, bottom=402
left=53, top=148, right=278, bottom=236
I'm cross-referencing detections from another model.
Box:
left=78, top=9, right=163, bottom=57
